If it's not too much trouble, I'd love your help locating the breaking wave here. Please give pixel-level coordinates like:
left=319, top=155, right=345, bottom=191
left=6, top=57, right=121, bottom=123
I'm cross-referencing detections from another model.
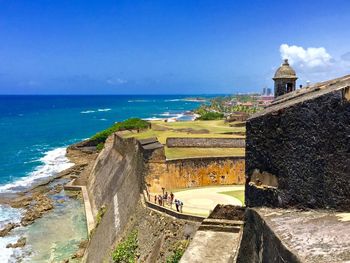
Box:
left=0, top=147, right=74, bottom=193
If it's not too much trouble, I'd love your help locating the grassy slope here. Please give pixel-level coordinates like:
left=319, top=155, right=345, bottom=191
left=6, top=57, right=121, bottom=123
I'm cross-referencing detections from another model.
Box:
left=165, top=147, right=245, bottom=159
left=218, top=190, right=245, bottom=204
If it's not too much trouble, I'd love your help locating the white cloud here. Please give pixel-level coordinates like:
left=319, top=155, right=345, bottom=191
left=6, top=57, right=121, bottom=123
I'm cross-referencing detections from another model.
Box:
left=273, top=44, right=350, bottom=85
left=279, top=44, right=333, bottom=70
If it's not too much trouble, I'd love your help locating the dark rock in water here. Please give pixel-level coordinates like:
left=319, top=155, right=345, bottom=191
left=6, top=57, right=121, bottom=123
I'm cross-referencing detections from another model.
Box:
left=9, top=195, right=33, bottom=208
left=0, top=223, right=20, bottom=237
left=48, top=184, right=64, bottom=195
left=71, top=239, right=88, bottom=259
left=6, top=236, right=26, bottom=248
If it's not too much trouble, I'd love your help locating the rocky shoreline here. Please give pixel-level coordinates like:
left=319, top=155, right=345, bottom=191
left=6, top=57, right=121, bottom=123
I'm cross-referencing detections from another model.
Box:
left=0, top=141, right=98, bottom=261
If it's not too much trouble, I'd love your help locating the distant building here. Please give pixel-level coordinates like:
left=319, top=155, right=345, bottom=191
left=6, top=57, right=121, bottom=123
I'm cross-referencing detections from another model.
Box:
left=273, top=59, right=298, bottom=97
left=261, top=87, right=272, bottom=96
left=266, top=87, right=272, bottom=96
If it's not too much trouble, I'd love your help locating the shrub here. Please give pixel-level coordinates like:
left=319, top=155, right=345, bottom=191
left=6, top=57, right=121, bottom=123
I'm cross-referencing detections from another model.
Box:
left=96, top=206, right=107, bottom=226
left=166, top=240, right=189, bottom=263
left=197, top=111, right=224, bottom=120
left=91, top=118, right=149, bottom=145
left=96, top=142, right=104, bottom=151
left=112, top=230, right=138, bottom=263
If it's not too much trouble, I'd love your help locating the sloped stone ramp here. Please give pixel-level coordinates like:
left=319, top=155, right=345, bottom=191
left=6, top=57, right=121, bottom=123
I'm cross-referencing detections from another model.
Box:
left=180, top=218, right=243, bottom=263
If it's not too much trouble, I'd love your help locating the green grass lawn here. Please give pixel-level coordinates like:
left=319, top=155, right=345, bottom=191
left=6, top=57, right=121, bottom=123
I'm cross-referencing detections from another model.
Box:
left=122, top=120, right=245, bottom=144
left=165, top=147, right=245, bottom=159
left=169, top=184, right=244, bottom=193
left=121, top=120, right=246, bottom=158
left=218, top=190, right=245, bottom=204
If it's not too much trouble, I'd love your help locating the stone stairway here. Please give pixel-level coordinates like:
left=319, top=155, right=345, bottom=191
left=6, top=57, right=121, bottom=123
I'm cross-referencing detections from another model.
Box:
left=198, top=218, right=243, bottom=233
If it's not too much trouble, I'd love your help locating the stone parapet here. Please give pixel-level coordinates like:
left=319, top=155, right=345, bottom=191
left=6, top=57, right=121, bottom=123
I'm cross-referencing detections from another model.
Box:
left=166, top=137, right=245, bottom=148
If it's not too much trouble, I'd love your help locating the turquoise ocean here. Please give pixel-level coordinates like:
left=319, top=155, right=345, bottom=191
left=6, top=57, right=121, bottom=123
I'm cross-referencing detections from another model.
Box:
left=0, top=95, right=209, bottom=261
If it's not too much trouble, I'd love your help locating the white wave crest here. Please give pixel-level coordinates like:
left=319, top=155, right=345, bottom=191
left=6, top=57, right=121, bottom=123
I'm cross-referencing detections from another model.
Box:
left=97, top=108, right=111, bottom=112
left=0, top=147, right=74, bottom=193
left=159, top=112, right=175, bottom=117
left=164, top=99, right=181, bottom=102
left=80, top=110, right=95, bottom=114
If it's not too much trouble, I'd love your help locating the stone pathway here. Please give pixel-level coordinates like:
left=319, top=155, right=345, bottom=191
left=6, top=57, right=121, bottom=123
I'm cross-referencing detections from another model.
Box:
left=173, top=186, right=244, bottom=216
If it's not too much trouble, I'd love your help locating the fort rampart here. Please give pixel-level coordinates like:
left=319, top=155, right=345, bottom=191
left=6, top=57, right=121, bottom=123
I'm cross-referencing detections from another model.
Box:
left=245, top=89, right=350, bottom=210
left=146, top=156, right=245, bottom=193
left=166, top=137, right=245, bottom=148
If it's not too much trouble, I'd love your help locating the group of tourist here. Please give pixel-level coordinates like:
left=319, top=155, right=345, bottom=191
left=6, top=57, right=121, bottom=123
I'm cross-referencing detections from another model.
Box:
left=154, top=190, right=184, bottom=213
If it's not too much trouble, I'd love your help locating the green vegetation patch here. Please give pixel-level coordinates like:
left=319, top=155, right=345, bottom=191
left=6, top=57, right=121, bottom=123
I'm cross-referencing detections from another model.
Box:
left=96, top=142, right=104, bottom=151
left=196, top=111, right=224, bottom=120
left=96, top=206, right=107, bottom=226
left=166, top=240, right=189, bottom=263
left=123, top=120, right=245, bottom=144
left=218, top=190, right=245, bottom=204
left=91, top=118, right=149, bottom=144
left=112, top=230, right=138, bottom=263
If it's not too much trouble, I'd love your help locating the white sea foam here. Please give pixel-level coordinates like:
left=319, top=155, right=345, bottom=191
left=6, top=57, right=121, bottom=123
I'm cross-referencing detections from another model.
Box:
left=164, top=99, right=181, bottom=102
left=159, top=112, right=178, bottom=117
left=0, top=205, right=22, bottom=229
left=143, top=113, right=187, bottom=122
left=0, top=205, right=23, bottom=262
left=0, top=147, right=74, bottom=193
left=143, top=117, right=165, bottom=121
left=0, top=232, right=20, bottom=262
left=97, top=108, right=111, bottom=112
left=164, top=98, right=206, bottom=102
left=80, top=110, right=95, bottom=114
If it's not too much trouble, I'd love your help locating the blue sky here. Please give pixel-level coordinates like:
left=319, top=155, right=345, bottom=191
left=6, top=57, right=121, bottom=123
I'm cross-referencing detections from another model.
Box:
left=0, top=0, right=350, bottom=94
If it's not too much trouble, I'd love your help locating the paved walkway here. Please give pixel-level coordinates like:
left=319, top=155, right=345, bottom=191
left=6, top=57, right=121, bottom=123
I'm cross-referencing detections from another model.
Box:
left=152, top=185, right=244, bottom=216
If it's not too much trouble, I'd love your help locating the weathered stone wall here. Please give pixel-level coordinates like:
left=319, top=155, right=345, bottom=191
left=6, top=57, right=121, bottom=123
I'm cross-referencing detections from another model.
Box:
left=237, top=208, right=301, bottom=263
left=84, top=134, right=144, bottom=263
left=83, top=133, right=246, bottom=261
left=166, top=137, right=245, bottom=148
left=245, top=90, right=350, bottom=209
left=146, top=157, right=245, bottom=193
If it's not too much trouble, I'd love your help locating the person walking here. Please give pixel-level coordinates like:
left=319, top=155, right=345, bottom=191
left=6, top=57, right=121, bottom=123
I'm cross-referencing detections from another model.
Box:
left=164, top=191, right=168, bottom=205
left=170, top=192, right=174, bottom=208
left=175, top=199, right=179, bottom=212
left=158, top=195, right=162, bottom=206
left=179, top=200, right=183, bottom=213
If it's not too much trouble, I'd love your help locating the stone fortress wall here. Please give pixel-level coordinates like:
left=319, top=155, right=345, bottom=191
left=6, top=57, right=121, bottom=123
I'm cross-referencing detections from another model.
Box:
left=245, top=87, right=350, bottom=210
left=166, top=137, right=245, bottom=148
left=83, top=134, right=245, bottom=262
left=84, top=134, right=144, bottom=263
left=238, top=70, right=350, bottom=263
left=146, top=157, right=245, bottom=193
